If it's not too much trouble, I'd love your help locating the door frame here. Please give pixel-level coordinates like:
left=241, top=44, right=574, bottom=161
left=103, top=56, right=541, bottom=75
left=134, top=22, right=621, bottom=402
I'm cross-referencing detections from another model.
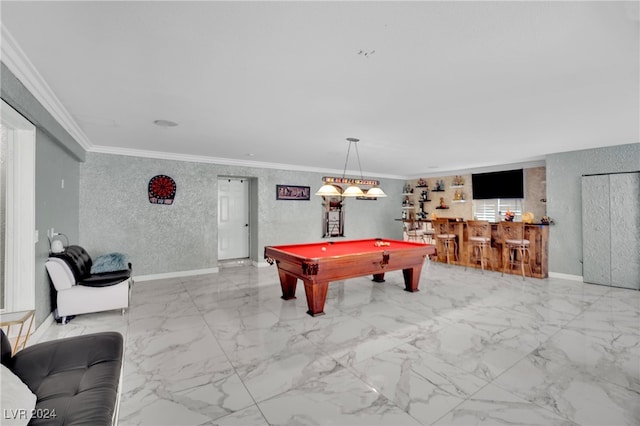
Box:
left=217, top=176, right=256, bottom=262
left=1, top=99, right=36, bottom=312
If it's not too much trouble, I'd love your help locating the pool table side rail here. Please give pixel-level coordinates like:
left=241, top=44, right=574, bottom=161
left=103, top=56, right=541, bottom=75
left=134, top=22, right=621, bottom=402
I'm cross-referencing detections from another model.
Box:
left=264, top=244, right=434, bottom=284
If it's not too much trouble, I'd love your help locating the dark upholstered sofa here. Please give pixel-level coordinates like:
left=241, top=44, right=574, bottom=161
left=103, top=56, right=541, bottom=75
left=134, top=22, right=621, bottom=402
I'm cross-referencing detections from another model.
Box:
left=1, top=330, right=124, bottom=425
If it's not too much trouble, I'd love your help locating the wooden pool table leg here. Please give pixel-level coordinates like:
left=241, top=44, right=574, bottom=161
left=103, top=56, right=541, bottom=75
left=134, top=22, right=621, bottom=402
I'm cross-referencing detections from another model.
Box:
left=402, top=265, right=423, bottom=292
left=278, top=270, right=298, bottom=300
left=303, top=280, right=328, bottom=316
left=372, top=273, right=385, bottom=282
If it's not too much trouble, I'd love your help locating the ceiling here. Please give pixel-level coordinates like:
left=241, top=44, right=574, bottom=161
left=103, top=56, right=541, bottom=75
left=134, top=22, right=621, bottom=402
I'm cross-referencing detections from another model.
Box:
left=1, top=1, right=638, bottom=179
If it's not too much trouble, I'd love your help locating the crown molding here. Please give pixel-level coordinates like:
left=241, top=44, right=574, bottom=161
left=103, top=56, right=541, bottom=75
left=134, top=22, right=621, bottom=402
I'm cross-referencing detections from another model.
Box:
left=89, top=144, right=407, bottom=179
left=1, top=25, right=93, bottom=150
left=406, top=158, right=547, bottom=180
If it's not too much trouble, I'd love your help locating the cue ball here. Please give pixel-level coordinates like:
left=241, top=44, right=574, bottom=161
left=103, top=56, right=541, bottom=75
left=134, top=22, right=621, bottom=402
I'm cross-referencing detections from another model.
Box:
left=321, top=247, right=326, bottom=251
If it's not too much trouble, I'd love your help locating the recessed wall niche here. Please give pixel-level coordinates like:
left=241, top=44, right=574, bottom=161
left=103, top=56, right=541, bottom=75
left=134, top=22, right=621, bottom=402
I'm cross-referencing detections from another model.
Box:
left=322, top=195, right=344, bottom=237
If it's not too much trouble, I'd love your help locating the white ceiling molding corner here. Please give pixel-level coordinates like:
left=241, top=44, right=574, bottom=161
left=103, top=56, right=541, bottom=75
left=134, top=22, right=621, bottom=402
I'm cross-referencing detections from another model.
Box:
left=0, top=24, right=93, bottom=151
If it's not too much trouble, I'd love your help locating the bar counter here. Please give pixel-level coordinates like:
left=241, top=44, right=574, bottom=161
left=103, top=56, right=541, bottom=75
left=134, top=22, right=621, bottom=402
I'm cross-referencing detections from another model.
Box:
left=398, top=219, right=549, bottom=278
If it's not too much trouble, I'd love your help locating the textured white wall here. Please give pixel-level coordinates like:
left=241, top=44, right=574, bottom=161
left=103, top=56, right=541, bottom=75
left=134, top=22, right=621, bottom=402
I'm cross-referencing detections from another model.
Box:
left=35, top=131, right=80, bottom=324
left=546, top=143, right=640, bottom=277
left=406, top=168, right=547, bottom=221
left=523, top=166, right=547, bottom=220
left=79, top=153, right=404, bottom=276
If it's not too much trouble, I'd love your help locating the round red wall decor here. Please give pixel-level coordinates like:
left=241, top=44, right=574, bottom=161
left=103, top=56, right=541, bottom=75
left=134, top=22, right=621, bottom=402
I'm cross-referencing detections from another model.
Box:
left=148, top=175, right=176, bottom=205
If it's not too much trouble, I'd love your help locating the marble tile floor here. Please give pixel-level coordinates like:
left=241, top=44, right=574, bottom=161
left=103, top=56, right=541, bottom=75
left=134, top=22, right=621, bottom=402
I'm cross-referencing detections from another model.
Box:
left=36, top=262, right=640, bottom=425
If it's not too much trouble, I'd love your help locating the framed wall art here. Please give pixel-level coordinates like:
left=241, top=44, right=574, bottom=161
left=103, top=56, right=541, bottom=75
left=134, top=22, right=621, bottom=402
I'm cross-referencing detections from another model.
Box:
left=276, top=185, right=310, bottom=200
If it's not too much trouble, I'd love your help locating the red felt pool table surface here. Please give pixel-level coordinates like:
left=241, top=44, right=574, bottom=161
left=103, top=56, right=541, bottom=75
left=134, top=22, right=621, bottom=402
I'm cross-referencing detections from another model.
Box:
left=264, top=239, right=436, bottom=316
left=267, top=239, right=426, bottom=258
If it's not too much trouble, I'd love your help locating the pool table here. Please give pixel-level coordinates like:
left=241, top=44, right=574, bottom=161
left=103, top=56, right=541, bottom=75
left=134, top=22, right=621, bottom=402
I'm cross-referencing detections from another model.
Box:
left=264, top=238, right=436, bottom=316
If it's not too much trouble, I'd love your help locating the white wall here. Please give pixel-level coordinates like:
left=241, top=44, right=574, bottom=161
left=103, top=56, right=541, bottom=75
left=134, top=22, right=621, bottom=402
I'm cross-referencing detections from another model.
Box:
left=79, top=152, right=404, bottom=277
left=546, top=143, right=640, bottom=277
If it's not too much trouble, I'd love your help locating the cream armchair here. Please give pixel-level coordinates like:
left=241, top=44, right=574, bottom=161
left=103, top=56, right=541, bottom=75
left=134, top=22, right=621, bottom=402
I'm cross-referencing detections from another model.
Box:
left=45, top=245, right=132, bottom=323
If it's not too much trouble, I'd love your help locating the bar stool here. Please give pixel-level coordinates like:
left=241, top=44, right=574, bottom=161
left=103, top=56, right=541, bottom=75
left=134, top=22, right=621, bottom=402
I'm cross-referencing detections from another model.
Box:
left=499, top=221, right=531, bottom=280
left=423, top=222, right=436, bottom=245
left=466, top=220, right=494, bottom=272
left=404, top=219, right=426, bottom=243
left=433, top=218, right=457, bottom=264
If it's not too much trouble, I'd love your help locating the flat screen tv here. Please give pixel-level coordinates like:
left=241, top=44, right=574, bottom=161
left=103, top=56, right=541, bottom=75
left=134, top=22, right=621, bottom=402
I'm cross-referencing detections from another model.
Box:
left=472, top=169, right=524, bottom=199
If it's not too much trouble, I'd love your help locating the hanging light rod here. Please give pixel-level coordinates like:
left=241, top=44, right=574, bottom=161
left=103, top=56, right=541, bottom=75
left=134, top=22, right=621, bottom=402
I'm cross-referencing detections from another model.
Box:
left=322, top=177, right=380, bottom=186
left=315, top=138, right=386, bottom=198
left=341, top=138, right=366, bottom=197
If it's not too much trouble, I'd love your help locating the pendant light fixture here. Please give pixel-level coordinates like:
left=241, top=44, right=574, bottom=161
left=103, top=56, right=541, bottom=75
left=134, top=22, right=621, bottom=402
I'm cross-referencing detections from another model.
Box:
left=315, top=182, right=343, bottom=197
left=315, top=138, right=386, bottom=198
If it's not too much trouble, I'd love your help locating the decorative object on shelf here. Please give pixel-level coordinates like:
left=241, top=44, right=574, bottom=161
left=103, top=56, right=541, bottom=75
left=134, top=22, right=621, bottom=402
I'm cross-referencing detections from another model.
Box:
left=421, top=190, right=430, bottom=202
left=276, top=185, right=310, bottom=200
left=452, top=175, right=465, bottom=186
left=436, top=197, right=449, bottom=209
left=454, top=190, right=465, bottom=201
left=315, top=138, right=386, bottom=198
left=148, top=175, right=176, bottom=205
left=541, top=216, right=554, bottom=225
left=403, top=183, right=413, bottom=194
left=417, top=178, right=427, bottom=187
left=504, top=210, right=515, bottom=221
left=433, top=179, right=445, bottom=191
left=522, top=211, right=534, bottom=224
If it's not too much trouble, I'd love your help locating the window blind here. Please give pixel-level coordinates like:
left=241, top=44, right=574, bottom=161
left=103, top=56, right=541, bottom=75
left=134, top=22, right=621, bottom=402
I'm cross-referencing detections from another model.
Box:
left=473, top=199, right=523, bottom=222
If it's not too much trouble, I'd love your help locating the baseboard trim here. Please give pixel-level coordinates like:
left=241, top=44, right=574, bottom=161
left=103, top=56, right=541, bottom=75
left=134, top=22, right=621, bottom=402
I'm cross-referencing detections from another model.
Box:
left=134, top=267, right=219, bottom=282
left=549, top=272, right=584, bottom=282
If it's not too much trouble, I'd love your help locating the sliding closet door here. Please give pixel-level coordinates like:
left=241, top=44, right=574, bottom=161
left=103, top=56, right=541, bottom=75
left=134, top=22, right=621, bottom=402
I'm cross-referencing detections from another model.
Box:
left=582, top=172, right=640, bottom=290
left=609, top=173, right=640, bottom=289
left=582, top=175, right=611, bottom=286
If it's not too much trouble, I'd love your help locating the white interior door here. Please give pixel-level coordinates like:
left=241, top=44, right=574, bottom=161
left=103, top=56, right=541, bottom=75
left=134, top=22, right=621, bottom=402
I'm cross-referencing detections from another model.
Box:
left=218, top=178, right=249, bottom=260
